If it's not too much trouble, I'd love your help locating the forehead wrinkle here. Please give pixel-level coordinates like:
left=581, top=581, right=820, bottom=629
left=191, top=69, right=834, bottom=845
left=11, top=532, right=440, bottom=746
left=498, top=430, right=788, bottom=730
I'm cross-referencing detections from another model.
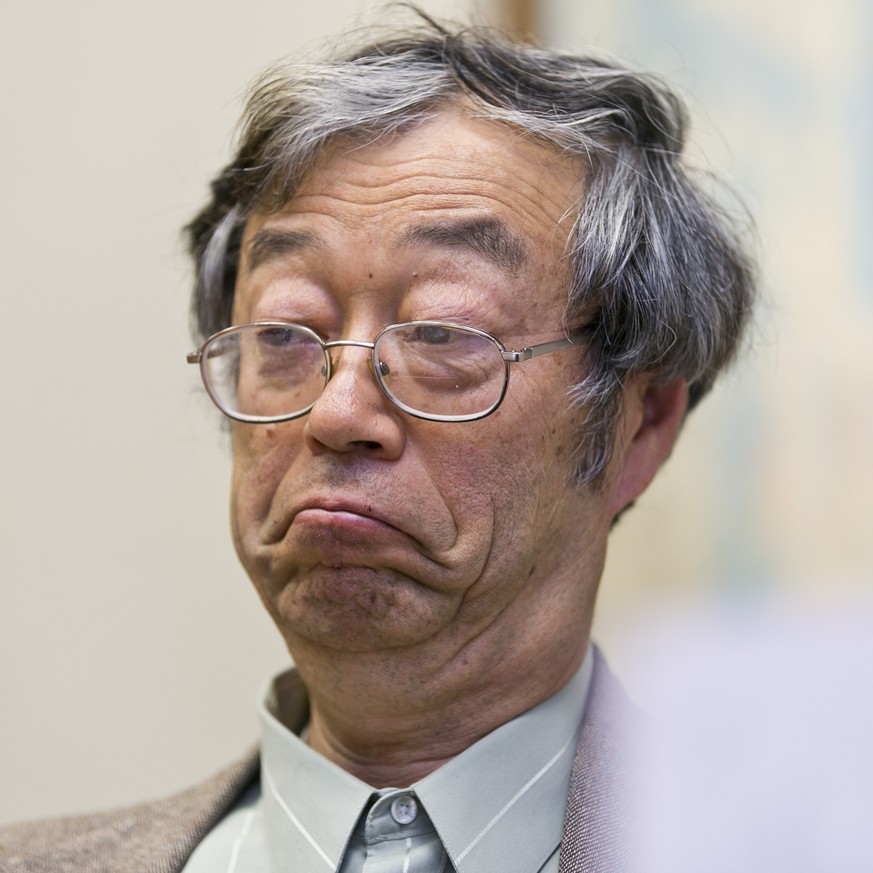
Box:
left=397, top=216, right=528, bottom=277
left=245, top=227, right=324, bottom=274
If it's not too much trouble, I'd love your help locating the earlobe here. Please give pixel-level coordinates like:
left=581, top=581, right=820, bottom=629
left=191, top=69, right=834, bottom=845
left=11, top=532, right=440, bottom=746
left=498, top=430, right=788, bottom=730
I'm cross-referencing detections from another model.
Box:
left=608, top=377, right=690, bottom=517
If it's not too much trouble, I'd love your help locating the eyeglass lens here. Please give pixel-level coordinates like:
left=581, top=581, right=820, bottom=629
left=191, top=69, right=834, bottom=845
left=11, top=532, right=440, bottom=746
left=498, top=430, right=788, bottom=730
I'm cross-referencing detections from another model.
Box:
left=200, top=323, right=508, bottom=422
left=376, top=323, right=506, bottom=417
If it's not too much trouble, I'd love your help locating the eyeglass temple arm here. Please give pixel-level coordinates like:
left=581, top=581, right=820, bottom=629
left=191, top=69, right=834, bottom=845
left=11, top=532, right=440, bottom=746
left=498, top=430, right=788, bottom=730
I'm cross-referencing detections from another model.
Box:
left=501, top=331, right=590, bottom=363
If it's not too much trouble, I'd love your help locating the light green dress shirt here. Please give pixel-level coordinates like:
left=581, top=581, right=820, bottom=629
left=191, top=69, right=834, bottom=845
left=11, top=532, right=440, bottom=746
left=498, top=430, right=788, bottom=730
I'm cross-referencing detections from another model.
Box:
left=183, top=648, right=593, bottom=873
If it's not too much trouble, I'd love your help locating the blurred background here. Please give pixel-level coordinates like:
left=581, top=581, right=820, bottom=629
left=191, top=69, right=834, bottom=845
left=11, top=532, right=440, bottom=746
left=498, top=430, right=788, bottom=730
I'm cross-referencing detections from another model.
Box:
left=1, top=0, right=870, bottom=826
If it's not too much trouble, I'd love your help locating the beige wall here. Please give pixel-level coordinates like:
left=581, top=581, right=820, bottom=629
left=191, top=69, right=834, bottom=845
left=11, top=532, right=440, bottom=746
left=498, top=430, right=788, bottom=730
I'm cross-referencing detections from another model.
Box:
left=2, top=0, right=870, bottom=827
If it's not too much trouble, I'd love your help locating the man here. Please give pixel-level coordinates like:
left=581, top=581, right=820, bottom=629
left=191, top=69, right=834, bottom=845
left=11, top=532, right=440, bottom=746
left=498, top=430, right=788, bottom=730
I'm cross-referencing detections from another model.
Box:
left=0, top=14, right=753, bottom=873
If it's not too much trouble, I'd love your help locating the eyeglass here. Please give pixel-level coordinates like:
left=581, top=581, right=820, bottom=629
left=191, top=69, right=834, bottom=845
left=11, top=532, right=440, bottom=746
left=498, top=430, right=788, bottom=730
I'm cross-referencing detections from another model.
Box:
left=187, top=320, right=589, bottom=424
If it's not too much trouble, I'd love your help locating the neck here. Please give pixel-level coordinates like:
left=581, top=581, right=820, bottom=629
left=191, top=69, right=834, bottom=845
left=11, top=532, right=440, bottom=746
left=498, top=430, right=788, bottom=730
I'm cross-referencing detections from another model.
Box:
left=293, top=629, right=590, bottom=788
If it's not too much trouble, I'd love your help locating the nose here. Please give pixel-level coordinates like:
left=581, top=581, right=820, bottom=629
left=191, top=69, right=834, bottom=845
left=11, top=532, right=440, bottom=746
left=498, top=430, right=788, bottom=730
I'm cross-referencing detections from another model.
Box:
left=303, top=342, right=405, bottom=457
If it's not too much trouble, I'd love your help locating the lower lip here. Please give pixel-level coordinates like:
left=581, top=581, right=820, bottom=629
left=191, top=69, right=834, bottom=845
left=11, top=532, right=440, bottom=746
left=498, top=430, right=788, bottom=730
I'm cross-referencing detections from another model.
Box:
left=292, top=507, right=396, bottom=535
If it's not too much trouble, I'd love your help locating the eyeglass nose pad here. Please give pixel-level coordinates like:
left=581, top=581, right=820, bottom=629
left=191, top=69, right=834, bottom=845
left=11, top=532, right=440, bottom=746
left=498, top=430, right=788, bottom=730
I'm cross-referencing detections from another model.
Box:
left=322, top=351, right=343, bottom=379
left=320, top=349, right=384, bottom=390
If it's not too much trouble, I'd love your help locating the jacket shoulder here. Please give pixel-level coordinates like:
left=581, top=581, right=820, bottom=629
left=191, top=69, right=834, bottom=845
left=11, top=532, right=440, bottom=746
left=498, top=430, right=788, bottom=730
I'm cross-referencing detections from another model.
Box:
left=0, top=749, right=258, bottom=873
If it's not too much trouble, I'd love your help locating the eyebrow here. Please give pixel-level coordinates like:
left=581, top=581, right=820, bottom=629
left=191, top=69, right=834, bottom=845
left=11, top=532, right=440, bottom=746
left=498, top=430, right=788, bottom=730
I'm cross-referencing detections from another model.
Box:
left=400, top=217, right=528, bottom=275
left=245, top=228, right=323, bottom=273
left=245, top=217, right=528, bottom=276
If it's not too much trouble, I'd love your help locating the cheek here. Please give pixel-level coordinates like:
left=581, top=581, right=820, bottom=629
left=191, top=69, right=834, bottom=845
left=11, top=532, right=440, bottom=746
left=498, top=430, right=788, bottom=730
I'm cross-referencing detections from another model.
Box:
left=230, top=424, right=298, bottom=536
left=427, top=406, right=571, bottom=554
left=470, top=377, right=584, bottom=526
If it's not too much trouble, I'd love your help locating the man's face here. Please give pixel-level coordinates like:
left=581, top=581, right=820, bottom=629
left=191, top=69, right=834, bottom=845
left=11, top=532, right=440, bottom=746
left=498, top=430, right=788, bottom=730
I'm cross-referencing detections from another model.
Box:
left=230, top=108, right=626, bottom=684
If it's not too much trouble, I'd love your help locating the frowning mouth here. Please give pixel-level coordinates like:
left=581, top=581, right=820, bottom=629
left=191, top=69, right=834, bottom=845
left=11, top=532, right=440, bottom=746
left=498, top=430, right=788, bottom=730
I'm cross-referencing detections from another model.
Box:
left=293, top=506, right=396, bottom=534
left=279, top=502, right=420, bottom=565
left=262, top=494, right=409, bottom=547
left=259, top=482, right=447, bottom=555
left=250, top=487, right=458, bottom=584
left=294, top=496, right=396, bottom=527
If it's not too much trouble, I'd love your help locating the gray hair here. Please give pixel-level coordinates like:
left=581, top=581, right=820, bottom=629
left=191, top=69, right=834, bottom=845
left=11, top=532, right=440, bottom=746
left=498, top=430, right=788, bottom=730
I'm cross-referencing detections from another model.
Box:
left=186, top=13, right=755, bottom=484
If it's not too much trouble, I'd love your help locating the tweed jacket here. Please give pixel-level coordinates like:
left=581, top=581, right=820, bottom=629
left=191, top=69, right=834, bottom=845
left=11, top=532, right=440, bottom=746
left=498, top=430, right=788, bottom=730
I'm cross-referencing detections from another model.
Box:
left=0, top=650, right=638, bottom=873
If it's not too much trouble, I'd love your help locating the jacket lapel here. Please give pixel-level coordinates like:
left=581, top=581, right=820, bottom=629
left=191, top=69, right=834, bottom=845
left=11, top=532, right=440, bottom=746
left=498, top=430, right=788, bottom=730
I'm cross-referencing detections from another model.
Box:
left=559, top=649, right=640, bottom=873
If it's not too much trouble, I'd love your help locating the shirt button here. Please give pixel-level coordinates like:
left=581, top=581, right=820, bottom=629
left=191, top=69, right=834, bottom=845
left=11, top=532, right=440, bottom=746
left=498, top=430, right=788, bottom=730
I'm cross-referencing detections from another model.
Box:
left=390, top=794, right=418, bottom=825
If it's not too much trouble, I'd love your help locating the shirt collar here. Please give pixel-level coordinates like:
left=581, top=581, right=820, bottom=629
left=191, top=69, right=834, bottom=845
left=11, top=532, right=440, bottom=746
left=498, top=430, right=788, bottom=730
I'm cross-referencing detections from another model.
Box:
left=258, top=648, right=593, bottom=872
left=260, top=671, right=370, bottom=870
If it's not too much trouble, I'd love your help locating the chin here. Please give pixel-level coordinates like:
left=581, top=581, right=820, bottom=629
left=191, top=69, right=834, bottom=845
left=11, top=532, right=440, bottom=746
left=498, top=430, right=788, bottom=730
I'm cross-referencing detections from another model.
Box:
left=270, top=567, right=451, bottom=654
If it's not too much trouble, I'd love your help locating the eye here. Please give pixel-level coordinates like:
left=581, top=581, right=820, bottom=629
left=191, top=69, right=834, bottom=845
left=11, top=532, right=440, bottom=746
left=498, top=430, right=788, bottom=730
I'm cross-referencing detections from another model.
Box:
left=410, top=324, right=454, bottom=345
left=255, top=326, right=299, bottom=347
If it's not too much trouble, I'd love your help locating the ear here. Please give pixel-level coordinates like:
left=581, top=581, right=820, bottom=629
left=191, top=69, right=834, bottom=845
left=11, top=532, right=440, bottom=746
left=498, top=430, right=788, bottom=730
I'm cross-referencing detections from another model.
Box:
left=607, top=377, right=689, bottom=517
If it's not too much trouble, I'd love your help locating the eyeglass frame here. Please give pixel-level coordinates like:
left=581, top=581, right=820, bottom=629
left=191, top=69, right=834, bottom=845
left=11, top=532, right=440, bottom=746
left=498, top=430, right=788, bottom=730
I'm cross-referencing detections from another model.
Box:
left=187, top=319, right=591, bottom=424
